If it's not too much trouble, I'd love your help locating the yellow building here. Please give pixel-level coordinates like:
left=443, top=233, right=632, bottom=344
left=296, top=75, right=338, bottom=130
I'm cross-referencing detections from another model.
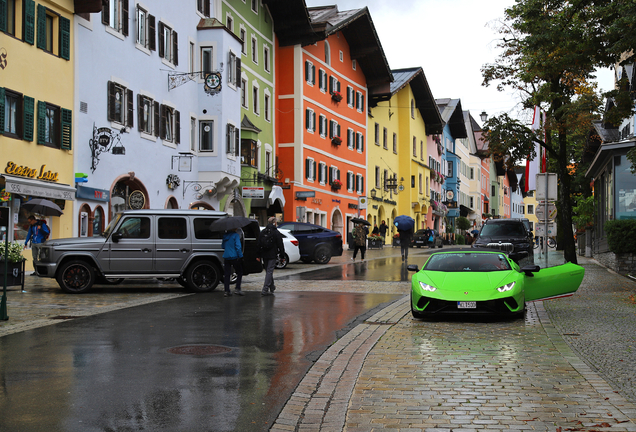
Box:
left=367, top=68, right=443, bottom=241
left=0, top=0, right=98, bottom=268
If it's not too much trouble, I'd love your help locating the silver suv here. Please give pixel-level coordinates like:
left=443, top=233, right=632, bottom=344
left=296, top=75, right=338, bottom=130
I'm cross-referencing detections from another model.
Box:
left=33, top=210, right=262, bottom=293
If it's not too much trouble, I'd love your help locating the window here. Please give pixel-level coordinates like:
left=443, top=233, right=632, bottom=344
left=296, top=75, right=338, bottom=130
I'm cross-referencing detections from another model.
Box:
left=190, top=117, right=196, bottom=152
left=305, top=158, right=316, bottom=181
left=355, top=174, right=364, bottom=194
left=137, top=94, right=157, bottom=135
left=226, top=123, right=239, bottom=156
left=329, top=120, right=340, bottom=139
left=324, top=40, right=330, bottom=65
left=201, top=47, right=213, bottom=78
left=356, top=132, right=364, bottom=152
left=420, top=140, right=424, bottom=160
left=158, top=22, right=178, bottom=65
left=264, top=93, right=270, bottom=121
left=305, top=108, right=315, bottom=132
left=117, top=217, right=151, bottom=238
left=37, top=101, right=72, bottom=150
left=383, top=170, right=388, bottom=189
left=318, top=162, right=327, bottom=184
left=227, top=51, right=241, bottom=87
left=226, top=14, right=233, bottom=31
left=318, top=114, right=326, bottom=137
left=252, top=86, right=259, bottom=115
left=251, top=0, right=258, bottom=13
left=305, top=60, right=315, bottom=85
left=161, top=104, right=180, bottom=143
left=413, top=136, right=417, bottom=157
left=329, top=166, right=340, bottom=184
left=347, top=171, right=354, bottom=191
left=318, top=69, right=327, bottom=92
left=36, top=5, right=70, bottom=59
left=240, top=28, right=246, bottom=54
left=411, top=99, right=415, bottom=118
left=527, top=204, right=534, bottom=215
left=383, top=128, right=388, bottom=149
left=136, top=6, right=155, bottom=50
left=241, top=139, right=257, bottom=167
left=197, top=0, right=210, bottom=17
left=393, top=133, right=397, bottom=153
left=251, top=35, right=257, bottom=63
left=265, top=151, right=271, bottom=176
left=2, top=0, right=16, bottom=36
left=375, top=166, right=381, bottom=188
left=1, top=89, right=22, bottom=138
left=189, top=42, right=195, bottom=73
left=447, top=161, right=453, bottom=178
left=347, top=86, right=354, bottom=107
left=199, top=120, right=214, bottom=151
left=329, top=76, right=340, bottom=94
left=102, top=0, right=129, bottom=36
left=158, top=218, right=187, bottom=239
left=107, top=81, right=133, bottom=127
left=347, top=128, right=354, bottom=149
left=241, top=79, right=247, bottom=107
left=263, top=46, right=270, bottom=72
left=339, top=50, right=343, bottom=62
left=355, top=91, right=364, bottom=112
left=374, top=123, right=379, bottom=146
left=352, top=59, right=356, bottom=70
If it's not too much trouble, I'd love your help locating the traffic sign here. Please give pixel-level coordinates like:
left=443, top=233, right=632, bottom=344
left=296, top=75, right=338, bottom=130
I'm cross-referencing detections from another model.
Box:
left=535, top=222, right=557, bottom=237
left=536, top=202, right=557, bottom=221
left=536, top=173, right=558, bottom=201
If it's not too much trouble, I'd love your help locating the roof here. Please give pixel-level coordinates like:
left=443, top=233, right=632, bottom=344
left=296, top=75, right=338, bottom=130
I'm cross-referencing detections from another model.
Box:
left=241, top=114, right=262, bottom=134
left=436, top=98, right=468, bottom=139
left=262, top=0, right=319, bottom=46
left=383, top=67, right=443, bottom=135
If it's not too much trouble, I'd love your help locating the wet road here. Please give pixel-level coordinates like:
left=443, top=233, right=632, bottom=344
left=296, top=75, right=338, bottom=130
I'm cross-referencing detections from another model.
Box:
left=0, top=291, right=400, bottom=432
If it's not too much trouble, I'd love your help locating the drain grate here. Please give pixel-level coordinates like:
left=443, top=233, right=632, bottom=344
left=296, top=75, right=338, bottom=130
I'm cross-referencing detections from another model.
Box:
left=50, top=315, right=82, bottom=320
left=167, top=345, right=232, bottom=355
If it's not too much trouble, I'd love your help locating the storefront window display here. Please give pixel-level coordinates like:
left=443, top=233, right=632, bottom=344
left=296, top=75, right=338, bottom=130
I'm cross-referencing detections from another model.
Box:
left=93, top=207, right=104, bottom=236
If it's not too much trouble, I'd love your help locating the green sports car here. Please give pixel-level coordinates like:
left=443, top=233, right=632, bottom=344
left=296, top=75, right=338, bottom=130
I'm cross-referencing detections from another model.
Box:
left=407, top=248, right=585, bottom=318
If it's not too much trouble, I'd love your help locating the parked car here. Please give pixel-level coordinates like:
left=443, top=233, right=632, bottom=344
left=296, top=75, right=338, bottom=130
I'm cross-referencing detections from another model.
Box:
left=472, top=218, right=534, bottom=259
left=411, top=229, right=443, bottom=248
left=276, top=222, right=343, bottom=264
left=407, top=248, right=585, bottom=318
left=32, top=210, right=262, bottom=293
left=259, top=227, right=300, bottom=269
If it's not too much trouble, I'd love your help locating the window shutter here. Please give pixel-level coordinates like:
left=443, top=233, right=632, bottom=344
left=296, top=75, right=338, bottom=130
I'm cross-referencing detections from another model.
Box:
left=204, top=0, right=210, bottom=17
left=158, top=22, right=164, bottom=58
left=148, top=15, right=156, bottom=51
left=0, top=88, right=4, bottom=132
left=305, top=61, right=309, bottom=82
left=107, top=81, right=116, bottom=121
left=329, top=168, right=332, bottom=184
left=311, top=64, right=315, bottom=85
left=305, top=109, right=310, bottom=130
left=234, top=122, right=239, bottom=156
left=60, top=16, right=70, bottom=60
left=346, top=87, right=351, bottom=105
left=137, top=94, right=143, bottom=131
left=126, top=89, right=134, bottom=128
left=337, top=169, right=340, bottom=181
left=175, top=110, right=181, bottom=144
left=172, top=31, right=178, bottom=65
left=153, top=101, right=160, bottom=136
left=236, top=57, right=241, bottom=84
left=346, top=173, right=351, bottom=190
left=23, top=96, right=34, bottom=141
left=0, top=0, right=6, bottom=32
left=361, top=94, right=365, bottom=111
left=312, top=161, right=316, bottom=181
left=329, top=76, right=333, bottom=93
left=160, top=104, right=167, bottom=139
left=337, top=80, right=341, bottom=93
left=23, top=0, right=35, bottom=44
left=361, top=134, right=364, bottom=152
left=36, top=4, right=46, bottom=49
left=337, top=124, right=341, bottom=138
left=61, top=108, right=72, bottom=150
left=122, top=0, right=129, bottom=36
left=312, top=112, right=316, bottom=131
left=226, top=124, right=231, bottom=153
left=101, top=0, right=110, bottom=26
left=329, top=120, right=334, bottom=139
left=36, top=100, right=46, bottom=144
left=305, top=159, right=310, bottom=179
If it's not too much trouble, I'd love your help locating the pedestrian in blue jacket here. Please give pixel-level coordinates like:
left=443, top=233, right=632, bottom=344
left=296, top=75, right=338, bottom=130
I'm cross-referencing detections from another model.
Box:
left=24, top=215, right=50, bottom=261
left=221, top=228, right=244, bottom=297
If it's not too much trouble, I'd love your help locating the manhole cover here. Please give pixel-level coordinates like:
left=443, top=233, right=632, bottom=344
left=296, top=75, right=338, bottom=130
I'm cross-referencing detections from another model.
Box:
left=167, top=345, right=232, bottom=355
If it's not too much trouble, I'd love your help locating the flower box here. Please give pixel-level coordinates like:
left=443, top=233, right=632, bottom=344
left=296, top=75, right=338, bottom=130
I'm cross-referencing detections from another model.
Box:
left=331, top=136, right=342, bottom=146
left=368, top=239, right=383, bottom=249
left=330, top=179, right=342, bottom=190
left=331, top=91, right=343, bottom=102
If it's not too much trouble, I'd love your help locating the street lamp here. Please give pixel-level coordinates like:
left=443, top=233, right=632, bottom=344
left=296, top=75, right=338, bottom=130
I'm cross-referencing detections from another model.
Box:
left=370, top=189, right=376, bottom=198
left=480, top=111, right=488, bottom=122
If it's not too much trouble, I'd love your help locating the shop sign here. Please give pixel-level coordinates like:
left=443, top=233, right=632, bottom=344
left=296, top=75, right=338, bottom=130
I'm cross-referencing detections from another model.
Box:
left=243, top=187, right=265, bottom=198
left=5, top=162, right=59, bottom=182
left=348, top=203, right=357, bottom=209
left=312, top=198, right=322, bottom=205
left=76, top=185, right=110, bottom=202
left=296, top=191, right=315, bottom=199
left=332, top=199, right=340, bottom=203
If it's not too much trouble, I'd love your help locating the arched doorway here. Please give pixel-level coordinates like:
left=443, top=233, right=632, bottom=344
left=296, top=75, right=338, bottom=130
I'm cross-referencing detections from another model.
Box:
left=224, top=190, right=246, bottom=217
left=331, top=208, right=343, bottom=238
left=110, top=175, right=149, bottom=219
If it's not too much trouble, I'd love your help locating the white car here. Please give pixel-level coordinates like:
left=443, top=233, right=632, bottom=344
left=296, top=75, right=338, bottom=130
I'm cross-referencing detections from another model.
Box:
left=260, top=227, right=301, bottom=269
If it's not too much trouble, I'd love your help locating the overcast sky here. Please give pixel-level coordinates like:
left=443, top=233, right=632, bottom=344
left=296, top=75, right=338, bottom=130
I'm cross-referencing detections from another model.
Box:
left=304, top=0, right=615, bottom=126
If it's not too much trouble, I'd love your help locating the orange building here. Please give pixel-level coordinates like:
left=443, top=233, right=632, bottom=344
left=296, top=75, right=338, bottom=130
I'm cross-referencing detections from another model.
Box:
left=270, top=4, right=392, bottom=240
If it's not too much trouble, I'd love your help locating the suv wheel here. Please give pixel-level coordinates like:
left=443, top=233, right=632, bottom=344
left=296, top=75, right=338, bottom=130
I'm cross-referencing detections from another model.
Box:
left=57, top=260, right=96, bottom=294
left=185, top=261, right=221, bottom=292
left=314, top=246, right=332, bottom=264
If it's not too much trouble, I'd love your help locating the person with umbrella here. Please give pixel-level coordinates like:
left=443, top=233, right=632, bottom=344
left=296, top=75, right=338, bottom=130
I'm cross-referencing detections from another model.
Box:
left=221, top=227, right=244, bottom=297
left=258, top=216, right=285, bottom=296
left=394, top=215, right=414, bottom=262
left=351, top=220, right=368, bottom=261
left=24, top=215, right=50, bottom=260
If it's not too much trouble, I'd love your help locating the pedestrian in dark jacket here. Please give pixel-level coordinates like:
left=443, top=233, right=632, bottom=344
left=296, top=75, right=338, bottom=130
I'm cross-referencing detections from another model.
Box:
left=351, top=223, right=367, bottom=261
left=221, top=228, right=244, bottom=297
left=379, top=221, right=388, bottom=243
left=258, top=217, right=285, bottom=296
left=398, top=228, right=413, bottom=262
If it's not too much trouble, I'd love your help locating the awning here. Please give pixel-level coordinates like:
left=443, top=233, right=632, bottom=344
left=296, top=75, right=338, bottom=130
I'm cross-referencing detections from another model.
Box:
left=1, top=174, right=76, bottom=200
left=250, top=185, right=286, bottom=209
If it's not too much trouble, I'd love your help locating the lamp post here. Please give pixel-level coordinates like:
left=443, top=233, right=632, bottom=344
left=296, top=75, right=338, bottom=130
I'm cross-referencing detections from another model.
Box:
left=480, top=111, right=488, bottom=123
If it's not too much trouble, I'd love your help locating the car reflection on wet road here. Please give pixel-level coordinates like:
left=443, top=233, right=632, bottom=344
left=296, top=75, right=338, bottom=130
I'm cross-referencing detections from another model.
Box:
left=0, top=291, right=400, bottom=432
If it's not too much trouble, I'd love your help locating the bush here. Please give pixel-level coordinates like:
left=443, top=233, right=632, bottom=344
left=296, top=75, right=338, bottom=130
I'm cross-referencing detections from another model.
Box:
left=605, top=220, right=636, bottom=254
left=0, top=241, right=25, bottom=263
left=456, top=216, right=471, bottom=231
left=456, top=234, right=465, bottom=245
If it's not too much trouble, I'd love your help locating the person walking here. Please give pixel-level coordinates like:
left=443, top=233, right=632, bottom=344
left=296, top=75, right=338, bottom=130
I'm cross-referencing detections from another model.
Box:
left=372, top=224, right=379, bottom=235
left=379, top=220, right=388, bottom=244
left=351, top=222, right=367, bottom=261
left=398, top=227, right=413, bottom=262
left=258, top=217, right=285, bottom=296
left=221, top=228, right=244, bottom=297
left=24, top=215, right=50, bottom=261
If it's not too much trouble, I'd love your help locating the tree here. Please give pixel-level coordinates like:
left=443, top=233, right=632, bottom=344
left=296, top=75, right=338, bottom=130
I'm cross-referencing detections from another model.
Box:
left=456, top=216, right=472, bottom=231
left=481, top=0, right=634, bottom=264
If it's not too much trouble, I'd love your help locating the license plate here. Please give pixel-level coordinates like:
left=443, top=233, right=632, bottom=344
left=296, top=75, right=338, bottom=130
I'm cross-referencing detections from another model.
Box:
left=415, top=240, right=424, bottom=244
left=457, top=301, right=477, bottom=309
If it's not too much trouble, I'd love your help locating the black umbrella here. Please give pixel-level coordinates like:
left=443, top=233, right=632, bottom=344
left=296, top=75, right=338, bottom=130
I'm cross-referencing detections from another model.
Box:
left=209, top=216, right=255, bottom=232
left=22, top=198, right=63, bottom=216
left=351, top=217, right=371, bottom=226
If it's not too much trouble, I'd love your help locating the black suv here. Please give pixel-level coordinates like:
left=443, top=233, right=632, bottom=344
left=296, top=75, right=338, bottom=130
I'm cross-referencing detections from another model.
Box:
left=277, top=222, right=343, bottom=264
left=472, top=219, right=533, bottom=258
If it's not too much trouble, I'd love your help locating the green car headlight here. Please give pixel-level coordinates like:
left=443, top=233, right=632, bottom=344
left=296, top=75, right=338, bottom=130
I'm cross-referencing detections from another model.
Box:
left=497, top=281, right=516, bottom=292
left=418, top=281, right=437, bottom=292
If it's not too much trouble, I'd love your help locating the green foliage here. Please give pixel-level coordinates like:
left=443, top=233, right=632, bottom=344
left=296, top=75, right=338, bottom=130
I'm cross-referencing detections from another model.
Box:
left=0, top=241, right=25, bottom=263
left=456, top=217, right=471, bottom=231
left=572, top=195, right=594, bottom=229
left=456, top=235, right=466, bottom=245
left=605, top=220, right=636, bottom=254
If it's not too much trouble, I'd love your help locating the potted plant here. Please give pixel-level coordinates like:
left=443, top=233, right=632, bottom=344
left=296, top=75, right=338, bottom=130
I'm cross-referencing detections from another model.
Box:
left=331, top=91, right=343, bottom=102
left=331, top=136, right=342, bottom=146
left=367, top=234, right=384, bottom=249
left=330, top=179, right=342, bottom=190
left=392, top=232, right=400, bottom=247
left=1, top=240, right=26, bottom=288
